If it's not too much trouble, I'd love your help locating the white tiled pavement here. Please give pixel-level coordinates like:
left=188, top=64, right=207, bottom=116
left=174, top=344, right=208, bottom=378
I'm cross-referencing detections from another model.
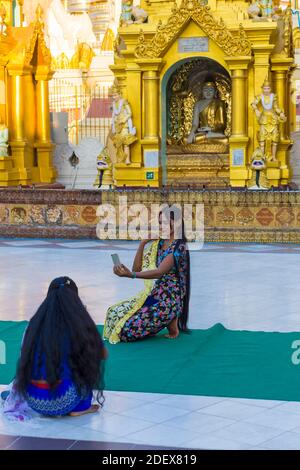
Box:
left=1, top=239, right=300, bottom=449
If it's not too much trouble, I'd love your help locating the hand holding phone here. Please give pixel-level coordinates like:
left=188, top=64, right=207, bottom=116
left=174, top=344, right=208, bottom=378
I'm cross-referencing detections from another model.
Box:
left=111, top=253, right=121, bottom=267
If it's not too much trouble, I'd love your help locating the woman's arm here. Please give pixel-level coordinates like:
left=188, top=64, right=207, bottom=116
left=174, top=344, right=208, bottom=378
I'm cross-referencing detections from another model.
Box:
left=132, top=240, right=149, bottom=272
left=114, top=253, right=174, bottom=280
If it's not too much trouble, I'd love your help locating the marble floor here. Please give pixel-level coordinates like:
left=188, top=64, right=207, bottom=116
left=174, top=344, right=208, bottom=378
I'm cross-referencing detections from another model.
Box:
left=1, top=238, right=300, bottom=449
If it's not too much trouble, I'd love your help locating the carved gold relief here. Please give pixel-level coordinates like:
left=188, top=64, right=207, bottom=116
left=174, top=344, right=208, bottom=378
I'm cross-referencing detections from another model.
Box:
left=216, top=208, right=235, bottom=224
left=255, top=208, right=274, bottom=226
left=215, top=77, right=231, bottom=138
left=167, top=143, right=229, bottom=154
left=135, top=0, right=251, bottom=59
left=236, top=208, right=255, bottom=226
left=0, top=205, right=9, bottom=223
left=283, top=6, right=294, bottom=58
left=276, top=207, right=295, bottom=226
left=52, top=43, right=95, bottom=70
left=25, top=6, right=51, bottom=67
left=29, top=205, right=45, bottom=224
left=3, top=194, right=300, bottom=242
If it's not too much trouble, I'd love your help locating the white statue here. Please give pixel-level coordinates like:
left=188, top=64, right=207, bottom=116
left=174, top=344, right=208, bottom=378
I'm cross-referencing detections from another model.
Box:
left=248, top=0, right=262, bottom=19
left=120, top=0, right=148, bottom=26
left=0, top=124, right=9, bottom=157
left=132, top=5, right=148, bottom=23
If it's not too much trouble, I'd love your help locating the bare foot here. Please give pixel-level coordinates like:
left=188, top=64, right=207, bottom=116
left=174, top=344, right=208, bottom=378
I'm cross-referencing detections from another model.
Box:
left=69, top=404, right=99, bottom=417
left=165, top=317, right=179, bottom=339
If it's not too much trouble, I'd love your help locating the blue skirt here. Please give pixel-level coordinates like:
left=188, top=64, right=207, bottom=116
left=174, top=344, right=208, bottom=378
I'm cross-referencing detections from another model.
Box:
left=26, top=380, right=92, bottom=416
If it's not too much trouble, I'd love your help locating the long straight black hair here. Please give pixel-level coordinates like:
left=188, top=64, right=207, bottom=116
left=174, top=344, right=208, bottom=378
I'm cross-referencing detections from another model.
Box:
left=159, top=209, right=191, bottom=331
left=15, top=277, right=106, bottom=400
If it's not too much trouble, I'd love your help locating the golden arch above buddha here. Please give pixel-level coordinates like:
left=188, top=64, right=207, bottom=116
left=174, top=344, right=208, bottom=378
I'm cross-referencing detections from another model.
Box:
left=186, top=81, right=227, bottom=145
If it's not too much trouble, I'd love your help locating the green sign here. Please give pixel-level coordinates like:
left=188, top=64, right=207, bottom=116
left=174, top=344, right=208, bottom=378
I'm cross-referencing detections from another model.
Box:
left=146, top=171, right=154, bottom=180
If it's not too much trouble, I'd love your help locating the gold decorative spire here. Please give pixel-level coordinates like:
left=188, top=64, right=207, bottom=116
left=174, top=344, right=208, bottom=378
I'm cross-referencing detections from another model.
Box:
left=101, top=28, right=115, bottom=52
left=0, top=2, right=6, bottom=18
left=262, top=74, right=271, bottom=88
left=36, top=3, right=43, bottom=23
left=18, top=0, right=24, bottom=26
left=0, top=2, right=7, bottom=36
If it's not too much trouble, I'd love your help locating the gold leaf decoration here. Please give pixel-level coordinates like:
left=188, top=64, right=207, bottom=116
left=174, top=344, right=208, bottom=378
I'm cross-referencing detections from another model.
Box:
left=135, top=0, right=251, bottom=59
left=25, top=6, right=51, bottom=67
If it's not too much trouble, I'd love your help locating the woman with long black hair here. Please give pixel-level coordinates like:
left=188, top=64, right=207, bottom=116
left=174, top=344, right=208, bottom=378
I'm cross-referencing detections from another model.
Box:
left=104, top=210, right=190, bottom=343
left=14, top=276, right=106, bottom=417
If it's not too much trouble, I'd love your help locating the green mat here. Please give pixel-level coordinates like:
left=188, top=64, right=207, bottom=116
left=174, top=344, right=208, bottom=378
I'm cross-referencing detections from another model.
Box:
left=1, top=321, right=300, bottom=401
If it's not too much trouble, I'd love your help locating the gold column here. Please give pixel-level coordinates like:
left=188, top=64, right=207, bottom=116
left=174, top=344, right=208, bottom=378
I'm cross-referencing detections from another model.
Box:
left=36, top=78, right=51, bottom=142
left=35, top=66, right=54, bottom=142
left=252, top=46, right=274, bottom=96
left=249, top=43, right=275, bottom=153
left=226, top=57, right=252, bottom=137
left=34, top=66, right=56, bottom=183
left=143, top=70, right=159, bottom=139
left=225, top=57, right=252, bottom=187
left=271, top=57, right=294, bottom=184
left=7, top=65, right=32, bottom=183
left=272, top=69, right=288, bottom=140
left=288, top=67, right=296, bottom=134
left=231, top=69, right=247, bottom=137
left=136, top=59, right=164, bottom=143
left=11, top=72, right=24, bottom=141
left=271, top=58, right=294, bottom=140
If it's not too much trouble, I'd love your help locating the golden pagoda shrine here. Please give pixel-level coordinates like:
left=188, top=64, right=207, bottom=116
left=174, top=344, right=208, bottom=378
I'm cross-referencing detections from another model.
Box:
left=0, top=2, right=56, bottom=186
left=108, top=0, right=295, bottom=188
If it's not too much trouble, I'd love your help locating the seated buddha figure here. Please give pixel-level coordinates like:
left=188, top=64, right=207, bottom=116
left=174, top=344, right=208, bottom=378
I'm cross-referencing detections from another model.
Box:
left=186, top=81, right=227, bottom=145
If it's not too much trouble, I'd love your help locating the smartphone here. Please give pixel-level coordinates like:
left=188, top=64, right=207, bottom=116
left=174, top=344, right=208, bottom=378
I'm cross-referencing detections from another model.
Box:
left=111, top=253, right=121, bottom=266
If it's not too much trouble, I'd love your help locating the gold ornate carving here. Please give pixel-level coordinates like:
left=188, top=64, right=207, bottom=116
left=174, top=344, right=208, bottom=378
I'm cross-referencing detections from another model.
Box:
left=25, top=6, right=51, bottom=67
left=166, top=153, right=230, bottom=187
left=168, top=61, right=197, bottom=142
left=135, top=0, right=251, bottom=58
left=113, top=33, right=123, bottom=58
left=215, top=76, right=231, bottom=138
left=236, top=208, right=255, bottom=226
left=283, top=6, right=294, bottom=58
left=0, top=2, right=7, bottom=36
left=216, top=208, right=235, bottom=224
left=273, top=6, right=294, bottom=58
left=183, top=92, right=196, bottom=137
left=256, top=208, right=274, bottom=226
left=167, top=143, right=229, bottom=154
left=52, top=43, right=94, bottom=70
left=276, top=207, right=295, bottom=226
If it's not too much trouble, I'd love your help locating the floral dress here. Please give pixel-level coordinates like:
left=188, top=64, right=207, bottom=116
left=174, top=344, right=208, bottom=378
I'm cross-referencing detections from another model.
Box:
left=120, top=239, right=188, bottom=342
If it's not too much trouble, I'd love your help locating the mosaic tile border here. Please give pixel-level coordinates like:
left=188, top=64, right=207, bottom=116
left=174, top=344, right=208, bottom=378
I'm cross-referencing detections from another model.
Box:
left=0, top=189, right=300, bottom=243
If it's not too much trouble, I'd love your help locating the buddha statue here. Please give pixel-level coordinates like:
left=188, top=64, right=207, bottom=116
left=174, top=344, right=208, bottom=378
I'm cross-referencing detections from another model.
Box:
left=186, top=81, right=227, bottom=145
